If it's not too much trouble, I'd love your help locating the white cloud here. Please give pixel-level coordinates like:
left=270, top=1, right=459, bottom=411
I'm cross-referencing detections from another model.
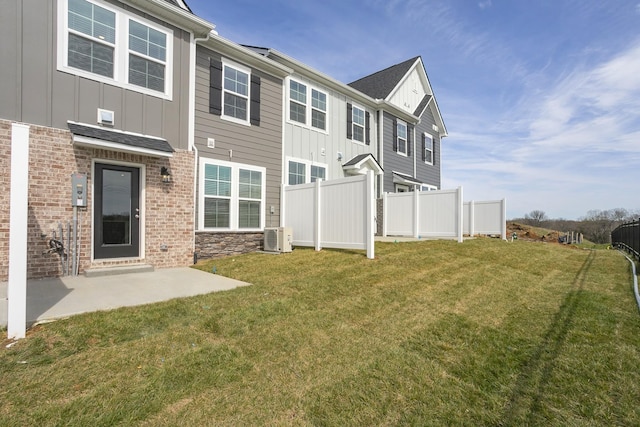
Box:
left=478, top=0, right=492, bottom=10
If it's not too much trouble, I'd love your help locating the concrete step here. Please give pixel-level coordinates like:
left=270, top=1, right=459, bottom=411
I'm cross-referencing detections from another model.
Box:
left=84, top=264, right=154, bottom=278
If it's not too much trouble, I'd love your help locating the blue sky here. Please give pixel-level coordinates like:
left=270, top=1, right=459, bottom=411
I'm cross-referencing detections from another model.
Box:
left=188, top=0, right=640, bottom=220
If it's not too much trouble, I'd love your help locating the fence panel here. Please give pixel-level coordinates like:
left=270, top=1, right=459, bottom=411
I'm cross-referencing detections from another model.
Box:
left=464, top=199, right=507, bottom=239
left=383, top=187, right=463, bottom=242
left=283, top=172, right=374, bottom=258
left=418, top=189, right=460, bottom=238
left=612, top=219, right=640, bottom=260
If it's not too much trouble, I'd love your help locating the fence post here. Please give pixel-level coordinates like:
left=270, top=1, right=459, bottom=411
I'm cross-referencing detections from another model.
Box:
left=366, top=171, right=375, bottom=259
left=314, top=179, right=322, bottom=252
left=382, top=192, right=388, bottom=237
left=501, top=198, right=507, bottom=240
left=413, top=189, right=419, bottom=239
left=457, top=186, right=464, bottom=243
left=468, top=200, right=475, bottom=237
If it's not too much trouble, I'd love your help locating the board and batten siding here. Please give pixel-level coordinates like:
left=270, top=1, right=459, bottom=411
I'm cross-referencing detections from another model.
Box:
left=193, top=45, right=284, bottom=229
left=283, top=75, right=378, bottom=182
left=0, top=0, right=192, bottom=150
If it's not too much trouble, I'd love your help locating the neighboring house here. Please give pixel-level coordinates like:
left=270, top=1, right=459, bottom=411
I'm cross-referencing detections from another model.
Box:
left=349, top=57, right=447, bottom=194
left=0, top=0, right=213, bottom=280
left=192, top=35, right=291, bottom=259
left=246, top=47, right=384, bottom=193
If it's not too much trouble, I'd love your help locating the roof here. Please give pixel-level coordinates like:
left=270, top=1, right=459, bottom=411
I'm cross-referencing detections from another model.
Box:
left=162, top=0, right=192, bottom=13
left=342, top=153, right=383, bottom=176
left=413, top=94, right=432, bottom=117
left=348, top=57, right=420, bottom=99
left=68, top=122, right=174, bottom=157
left=392, top=171, right=424, bottom=186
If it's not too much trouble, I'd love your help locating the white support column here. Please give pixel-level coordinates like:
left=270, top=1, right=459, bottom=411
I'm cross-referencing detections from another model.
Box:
left=8, top=123, right=30, bottom=340
left=457, top=186, right=464, bottom=243
left=366, top=171, right=375, bottom=259
left=314, top=179, right=322, bottom=252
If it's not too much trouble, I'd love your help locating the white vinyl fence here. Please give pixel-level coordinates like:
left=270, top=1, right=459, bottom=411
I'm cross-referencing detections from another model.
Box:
left=282, top=171, right=375, bottom=259
left=463, top=199, right=507, bottom=239
left=382, top=187, right=464, bottom=242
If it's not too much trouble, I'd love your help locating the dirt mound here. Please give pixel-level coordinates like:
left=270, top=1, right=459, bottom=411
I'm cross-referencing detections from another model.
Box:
left=507, top=222, right=561, bottom=243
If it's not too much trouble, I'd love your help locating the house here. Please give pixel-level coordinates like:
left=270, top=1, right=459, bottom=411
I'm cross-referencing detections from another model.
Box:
left=191, top=35, right=291, bottom=260
left=246, top=48, right=384, bottom=193
left=0, top=0, right=213, bottom=280
left=349, top=57, right=447, bottom=194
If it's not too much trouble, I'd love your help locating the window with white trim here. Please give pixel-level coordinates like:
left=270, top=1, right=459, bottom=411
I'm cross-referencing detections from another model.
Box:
left=421, top=184, right=437, bottom=191
left=423, top=133, right=434, bottom=164
left=397, top=120, right=408, bottom=155
left=58, top=0, right=173, bottom=98
left=223, top=62, right=249, bottom=122
left=287, top=158, right=327, bottom=185
left=200, top=158, right=265, bottom=230
left=288, top=79, right=328, bottom=131
left=352, top=106, right=365, bottom=143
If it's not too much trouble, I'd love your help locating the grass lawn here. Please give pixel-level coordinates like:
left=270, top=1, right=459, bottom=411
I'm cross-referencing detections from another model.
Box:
left=1, top=238, right=640, bottom=426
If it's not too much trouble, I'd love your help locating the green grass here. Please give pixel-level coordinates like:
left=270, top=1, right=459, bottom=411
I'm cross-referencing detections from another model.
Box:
left=1, top=239, right=639, bottom=426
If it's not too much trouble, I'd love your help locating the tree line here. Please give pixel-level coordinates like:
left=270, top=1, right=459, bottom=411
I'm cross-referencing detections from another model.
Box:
left=511, top=208, right=640, bottom=244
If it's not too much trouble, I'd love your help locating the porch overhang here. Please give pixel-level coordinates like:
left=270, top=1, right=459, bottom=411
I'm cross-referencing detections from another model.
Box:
left=342, top=153, right=383, bottom=176
left=68, top=122, right=174, bottom=158
left=392, top=171, right=423, bottom=187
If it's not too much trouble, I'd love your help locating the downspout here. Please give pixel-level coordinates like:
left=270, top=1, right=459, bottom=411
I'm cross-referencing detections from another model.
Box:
left=620, top=251, right=640, bottom=313
left=190, top=31, right=213, bottom=262
left=377, top=108, right=383, bottom=198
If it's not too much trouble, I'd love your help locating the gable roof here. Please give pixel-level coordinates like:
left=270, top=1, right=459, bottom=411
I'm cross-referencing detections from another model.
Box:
left=348, top=57, right=420, bottom=100
left=349, top=56, right=447, bottom=138
left=162, top=0, right=192, bottom=12
left=342, top=153, right=383, bottom=176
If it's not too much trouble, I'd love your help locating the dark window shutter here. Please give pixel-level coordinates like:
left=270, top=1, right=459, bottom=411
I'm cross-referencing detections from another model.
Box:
left=209, top=59, right=222, bottom=116
left=422, top=135, right=426, bottom=162
left=347, top=102, right=353, bottom=139
left=365, top=112, right=370, bottom=145
left=346, top=103, right=353, bottom=139
left=392, top=118, right=398, bottom=152
left=407, top=125, right=413, bottom=156
left=250, top=75, right=261, bottom=126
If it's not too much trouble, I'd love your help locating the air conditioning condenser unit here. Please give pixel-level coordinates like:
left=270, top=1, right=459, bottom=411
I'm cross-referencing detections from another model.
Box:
left=264, top=227, right=293, bottom=253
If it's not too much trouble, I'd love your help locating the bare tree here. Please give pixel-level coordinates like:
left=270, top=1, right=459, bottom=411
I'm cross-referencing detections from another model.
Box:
left=524, top=210, right=548, bottom=226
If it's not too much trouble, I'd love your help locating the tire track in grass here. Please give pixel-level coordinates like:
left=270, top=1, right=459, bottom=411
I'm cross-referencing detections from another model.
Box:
left=499, top=250, right=595, bottom=426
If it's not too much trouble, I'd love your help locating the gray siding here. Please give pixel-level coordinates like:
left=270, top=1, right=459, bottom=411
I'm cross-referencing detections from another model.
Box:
left=0, top=0, right=192, bottom=150
left=415, top=107, right=441, bottom=189
left=194, top=45, right=284, bottom=228
left=382, top=112, right=415, bottom=193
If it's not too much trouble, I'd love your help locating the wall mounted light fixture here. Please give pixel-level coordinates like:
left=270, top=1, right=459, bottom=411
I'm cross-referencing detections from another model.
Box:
left=161, top=166, right=171, bottom=183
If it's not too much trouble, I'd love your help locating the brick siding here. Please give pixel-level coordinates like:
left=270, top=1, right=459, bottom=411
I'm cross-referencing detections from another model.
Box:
left=0, top=119, right=195, bottom=281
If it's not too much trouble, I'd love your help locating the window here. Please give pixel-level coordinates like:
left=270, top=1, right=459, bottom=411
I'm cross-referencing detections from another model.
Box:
left=238, top=169, right=262, bottom=228
left=58, top=0, right=173, bottom=98
left=397, top=121, right=408, bottom=155
left=203, top=164, right=232, bottom=228
left=289, top=81, right=307, bottom=124
left=311, top=89, right=327, bottom=130
left=287, top=158, right=327, bottom=185
left=352, top=106, right=365, bottom=143
left=223, top=64, right=249, bottom=121
left=209, top=59, right=261, bottom=125
left=423, top=133, right=434, bottom=164
left=421, top=184, right=437, bottom=191
left=128, top=20, right=167, bottom=92
left=311, top=165, right=326, bottom=182
left=288, top=79, right=328, bottom=131
left=200, top=158, right=265, bottom=230
left=288, top=161, right=306, bottom=185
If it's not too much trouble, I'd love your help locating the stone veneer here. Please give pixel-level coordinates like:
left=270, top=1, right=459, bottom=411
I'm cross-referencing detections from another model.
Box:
left=195, top=232, right=264, bottom=261
left=0, top=119, right=195, bottom=280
